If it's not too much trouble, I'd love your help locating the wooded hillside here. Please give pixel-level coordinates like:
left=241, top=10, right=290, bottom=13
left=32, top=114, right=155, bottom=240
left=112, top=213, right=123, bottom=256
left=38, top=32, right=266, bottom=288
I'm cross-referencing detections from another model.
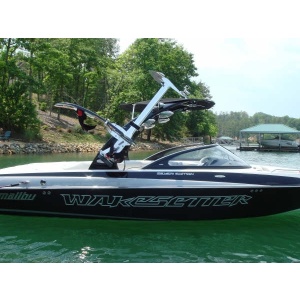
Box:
left=0, top=38, right=217, bottom=141
left=1, top=38, right=299, bottom=142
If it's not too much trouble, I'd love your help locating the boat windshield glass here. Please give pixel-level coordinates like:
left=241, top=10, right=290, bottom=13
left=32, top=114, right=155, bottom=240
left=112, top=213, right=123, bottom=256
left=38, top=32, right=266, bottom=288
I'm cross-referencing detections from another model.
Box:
left=167, top=145, right=250, bottom=168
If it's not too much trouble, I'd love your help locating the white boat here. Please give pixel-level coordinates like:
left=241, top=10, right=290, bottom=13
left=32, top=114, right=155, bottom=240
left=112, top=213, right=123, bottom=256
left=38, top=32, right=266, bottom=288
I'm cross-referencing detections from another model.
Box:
left=260, top=136, right=299, bottom=148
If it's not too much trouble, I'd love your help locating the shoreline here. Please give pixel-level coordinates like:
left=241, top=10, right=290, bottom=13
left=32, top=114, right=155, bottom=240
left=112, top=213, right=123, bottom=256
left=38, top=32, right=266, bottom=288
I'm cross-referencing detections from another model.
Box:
left=0, top=141, right=169, bottom=155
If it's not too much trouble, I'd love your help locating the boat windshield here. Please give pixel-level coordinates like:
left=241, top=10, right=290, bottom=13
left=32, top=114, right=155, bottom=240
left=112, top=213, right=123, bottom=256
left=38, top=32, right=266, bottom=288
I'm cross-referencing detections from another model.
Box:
left=144, top=144, right=250, bottom=169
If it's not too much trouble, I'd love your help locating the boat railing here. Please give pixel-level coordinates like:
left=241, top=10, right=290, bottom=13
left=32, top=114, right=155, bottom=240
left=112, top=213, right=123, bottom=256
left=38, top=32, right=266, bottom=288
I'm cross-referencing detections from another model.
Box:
left=270, top=168, right=300, bottom=174
left=252, top=165, right=300, bottom=173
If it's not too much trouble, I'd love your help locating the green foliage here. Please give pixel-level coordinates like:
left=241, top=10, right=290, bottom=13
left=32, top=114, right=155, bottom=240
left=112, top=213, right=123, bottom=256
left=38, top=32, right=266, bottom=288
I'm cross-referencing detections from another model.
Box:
left=39, top=102, right=47, bottom=111
left=105, top=38, right=214, bottom=140
left=0, top=38, right=215, bottom=143
left=216, top=111, right=252, bottom=138
left=4, top=37, right=300, bottom=145
left=115, top=39, right=198, bottom=100
left=186, top=110, right=218, bottom=138
left=71, top=125, right=85, bottom=134
left=153, top=113, right=188, bottom=141
left=41, top=124, right=49, bottom=130
left=0, top=38, right=41, bottom=138
left=23, top=127, right=42, bottom=142
left=0, top=38, right=119, bottom=140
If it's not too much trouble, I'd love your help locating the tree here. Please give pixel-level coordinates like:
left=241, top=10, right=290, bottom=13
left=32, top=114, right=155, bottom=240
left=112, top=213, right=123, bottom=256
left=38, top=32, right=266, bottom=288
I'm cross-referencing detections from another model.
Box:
left=186, top=110, right=217, bottom=138
left=215, top=111, right=252, bottom=138
left=103, top=38, right=214, bottom=141
left=184, top=80, right=216, bottom=138
left=0, top=38, right=40, bottom=139
left=64, top=38, right=118, bottom=110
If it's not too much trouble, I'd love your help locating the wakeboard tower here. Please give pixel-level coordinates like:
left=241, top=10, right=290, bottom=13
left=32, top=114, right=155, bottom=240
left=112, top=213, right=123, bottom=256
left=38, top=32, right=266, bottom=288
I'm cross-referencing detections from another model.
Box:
left=55, top=71, right=214, bottom=169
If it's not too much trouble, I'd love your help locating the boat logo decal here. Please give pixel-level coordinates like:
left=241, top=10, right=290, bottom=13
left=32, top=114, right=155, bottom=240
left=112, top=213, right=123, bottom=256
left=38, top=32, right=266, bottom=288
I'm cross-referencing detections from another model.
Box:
left=0, top=192, right=36, bottom=201
left=157, top=172, right=194, bottom=176
left=60, top=194, right=252, bottom=208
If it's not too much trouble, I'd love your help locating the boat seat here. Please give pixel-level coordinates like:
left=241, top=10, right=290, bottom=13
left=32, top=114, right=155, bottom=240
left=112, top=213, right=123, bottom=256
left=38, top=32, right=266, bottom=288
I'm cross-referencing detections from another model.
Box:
left=168, top=160, right=199, bottom=167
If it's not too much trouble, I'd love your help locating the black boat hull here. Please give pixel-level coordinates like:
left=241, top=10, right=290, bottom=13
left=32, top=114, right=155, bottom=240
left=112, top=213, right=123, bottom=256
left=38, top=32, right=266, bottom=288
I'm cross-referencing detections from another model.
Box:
left=0, top=186, right=299, bottom=220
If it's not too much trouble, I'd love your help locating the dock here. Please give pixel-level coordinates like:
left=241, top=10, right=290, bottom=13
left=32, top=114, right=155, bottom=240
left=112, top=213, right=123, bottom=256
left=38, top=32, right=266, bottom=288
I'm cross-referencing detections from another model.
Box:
left=238, top=145, right=300, bottom=152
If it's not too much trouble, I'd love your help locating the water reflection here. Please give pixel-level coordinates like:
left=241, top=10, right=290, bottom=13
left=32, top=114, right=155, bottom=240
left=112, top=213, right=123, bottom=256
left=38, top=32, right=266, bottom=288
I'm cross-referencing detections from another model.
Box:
left=0, top=212, right=299, bottom=263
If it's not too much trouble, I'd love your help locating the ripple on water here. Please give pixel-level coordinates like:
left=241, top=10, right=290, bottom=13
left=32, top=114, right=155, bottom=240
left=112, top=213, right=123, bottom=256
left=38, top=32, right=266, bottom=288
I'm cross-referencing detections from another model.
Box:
left=0, top=211, right=300, bottom=263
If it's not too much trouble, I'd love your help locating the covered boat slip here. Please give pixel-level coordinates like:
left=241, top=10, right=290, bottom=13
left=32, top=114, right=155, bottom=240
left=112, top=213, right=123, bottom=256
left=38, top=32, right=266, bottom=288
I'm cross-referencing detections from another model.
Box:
left=238, top=124, right=300, bottom=152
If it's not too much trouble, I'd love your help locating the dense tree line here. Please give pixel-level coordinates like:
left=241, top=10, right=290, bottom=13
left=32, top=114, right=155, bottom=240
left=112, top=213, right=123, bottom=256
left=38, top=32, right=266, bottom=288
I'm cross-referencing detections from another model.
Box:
left=215, top=111, right=300, bottom=139
left=0, top=38, right=217, bottom=141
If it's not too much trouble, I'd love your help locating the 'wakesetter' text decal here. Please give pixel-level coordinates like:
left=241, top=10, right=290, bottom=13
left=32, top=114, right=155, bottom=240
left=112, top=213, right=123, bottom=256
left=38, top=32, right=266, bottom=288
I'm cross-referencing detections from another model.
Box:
left=60, top=194, right=252, bottom=208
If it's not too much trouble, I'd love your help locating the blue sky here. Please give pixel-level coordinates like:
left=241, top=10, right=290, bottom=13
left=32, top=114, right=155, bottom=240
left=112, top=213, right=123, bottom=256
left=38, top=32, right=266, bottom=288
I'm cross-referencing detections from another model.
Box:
left=120, top=38, right=300, bottom=118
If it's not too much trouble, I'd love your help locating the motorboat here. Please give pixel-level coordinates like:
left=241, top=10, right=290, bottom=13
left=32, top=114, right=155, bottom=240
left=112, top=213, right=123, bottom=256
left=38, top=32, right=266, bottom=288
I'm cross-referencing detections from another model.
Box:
left=216, top=136, right=234, bottom=145
left=260, top=136, right=299, bottom=149
left=1, top=71, right=300, bottom=220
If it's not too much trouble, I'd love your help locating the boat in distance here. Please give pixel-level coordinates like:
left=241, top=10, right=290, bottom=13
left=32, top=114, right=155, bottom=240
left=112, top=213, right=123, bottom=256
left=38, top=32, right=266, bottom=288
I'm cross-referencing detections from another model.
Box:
left=260, top=136, right=300, bottom=149
left=1, top=71, right=300, bottom=221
